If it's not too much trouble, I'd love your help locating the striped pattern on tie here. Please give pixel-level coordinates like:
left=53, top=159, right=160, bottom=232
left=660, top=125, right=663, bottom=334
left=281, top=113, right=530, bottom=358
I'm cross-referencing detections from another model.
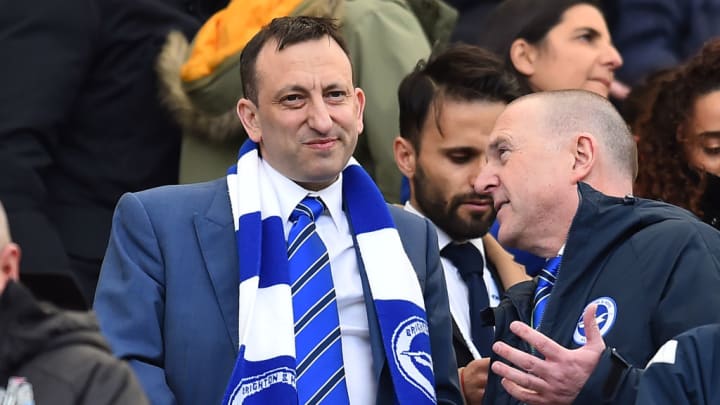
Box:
left=531, top=255, right=563, bottom=330
left=288, top=196, right=349, bottom=404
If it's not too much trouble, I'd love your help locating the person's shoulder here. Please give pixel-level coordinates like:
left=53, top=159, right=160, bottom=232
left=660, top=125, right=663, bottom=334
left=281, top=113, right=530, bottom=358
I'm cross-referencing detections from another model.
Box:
left=120, top=178, right=227, bottom=210
left=624, top=200, right=720, bottom=257
left=17, top=328, right=127, bottom=386
left=386, top=203, right=429, bottom=228
left=133, top=178, right=226, bottom=199
left=21, top=342, right=148, bottom=405
left=627, top=197, right=713, bottom=232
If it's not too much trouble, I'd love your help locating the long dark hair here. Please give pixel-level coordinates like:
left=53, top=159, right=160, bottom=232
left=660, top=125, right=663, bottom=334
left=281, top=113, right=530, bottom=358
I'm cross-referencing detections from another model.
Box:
left=635, top=39, right=720, bottom=216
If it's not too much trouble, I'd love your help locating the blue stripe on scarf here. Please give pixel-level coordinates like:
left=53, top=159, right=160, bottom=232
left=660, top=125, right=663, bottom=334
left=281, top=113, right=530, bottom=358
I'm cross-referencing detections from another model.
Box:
left=259, top=217, right=289, bottom=288
left=343, top=165, right=395, bottom=234
left=237, top=210, right=289, bottom=287
left=237, top=212, right=261, bottom=283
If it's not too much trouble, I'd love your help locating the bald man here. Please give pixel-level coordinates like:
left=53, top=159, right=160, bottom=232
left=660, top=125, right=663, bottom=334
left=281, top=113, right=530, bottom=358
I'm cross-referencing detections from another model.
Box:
left=0, top=201, right=148, bottom=405
left=473, top=90, right=720, bottom=405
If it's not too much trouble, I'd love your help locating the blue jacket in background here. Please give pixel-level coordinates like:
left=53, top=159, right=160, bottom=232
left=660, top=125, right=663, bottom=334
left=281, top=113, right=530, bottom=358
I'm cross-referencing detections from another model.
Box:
left=635, top=323, right=720, bottom=405
left=603, top=0, right=720, bottom=85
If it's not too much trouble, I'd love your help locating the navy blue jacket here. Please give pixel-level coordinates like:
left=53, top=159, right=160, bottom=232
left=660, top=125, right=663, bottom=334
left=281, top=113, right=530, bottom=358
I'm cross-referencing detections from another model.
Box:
left=483, top=182, right=720, bottom=405
left=603, top=0, right=720, bottom=85
left=635, top=323, right=720, bottom=405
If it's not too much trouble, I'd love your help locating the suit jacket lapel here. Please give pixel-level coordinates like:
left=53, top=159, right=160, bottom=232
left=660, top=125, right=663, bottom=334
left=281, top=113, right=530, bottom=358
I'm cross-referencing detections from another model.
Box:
left=451, top=316, right=474, bottom=367
left=194, top=181, right=239, bottom=353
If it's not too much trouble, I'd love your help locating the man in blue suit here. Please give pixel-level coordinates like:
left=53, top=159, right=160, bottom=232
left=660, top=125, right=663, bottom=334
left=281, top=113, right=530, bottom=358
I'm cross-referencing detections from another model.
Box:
left=94, top=16, right=462, bottom=405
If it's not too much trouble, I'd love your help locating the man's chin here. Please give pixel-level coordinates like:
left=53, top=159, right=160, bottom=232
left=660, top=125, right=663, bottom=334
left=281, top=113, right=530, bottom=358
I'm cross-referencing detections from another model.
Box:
left=446, top=221, right=493, bottom=241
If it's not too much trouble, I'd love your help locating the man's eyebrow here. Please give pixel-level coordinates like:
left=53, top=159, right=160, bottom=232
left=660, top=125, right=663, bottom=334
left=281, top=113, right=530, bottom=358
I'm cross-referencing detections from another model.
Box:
left=441, top=146, right=479, bottom=154
left=322, top=82, right=346, bottom=90
left=272, top=84, right=309, bottom=99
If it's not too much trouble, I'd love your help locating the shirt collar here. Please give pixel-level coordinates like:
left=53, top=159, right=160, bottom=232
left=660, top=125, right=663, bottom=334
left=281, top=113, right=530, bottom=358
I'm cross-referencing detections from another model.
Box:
left=261, top=159, right=344, bottom=231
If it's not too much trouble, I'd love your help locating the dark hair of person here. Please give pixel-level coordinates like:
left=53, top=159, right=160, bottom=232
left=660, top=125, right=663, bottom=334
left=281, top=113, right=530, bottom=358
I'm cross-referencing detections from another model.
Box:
left=240, top=16, right=350, bottom=104
left=397, top=44, right=522, bottom=150
left=621, top=67, right=677, bottom=135
left=474, top=0, right=602, bottom=94
left=635, top=38, right=720, bottom=216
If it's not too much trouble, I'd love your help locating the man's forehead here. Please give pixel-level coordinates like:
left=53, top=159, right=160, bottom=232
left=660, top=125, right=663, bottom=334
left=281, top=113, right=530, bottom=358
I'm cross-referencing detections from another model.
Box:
left=257, top=36, right=351, bottom=75
left=259, top=35, right=343, bottom=59
left=492, top=99, right=543, bottom=138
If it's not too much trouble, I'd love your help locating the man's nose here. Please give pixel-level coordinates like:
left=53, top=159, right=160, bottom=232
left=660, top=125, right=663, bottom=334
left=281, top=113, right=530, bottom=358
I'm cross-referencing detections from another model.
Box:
left=307, top=99, right=333, bottom=133
left=473, top=165, right=499, bottom=195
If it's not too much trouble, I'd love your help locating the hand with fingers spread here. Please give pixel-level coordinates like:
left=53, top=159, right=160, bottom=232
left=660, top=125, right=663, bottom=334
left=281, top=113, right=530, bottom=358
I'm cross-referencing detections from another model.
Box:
left=490, top=304, right=606, bottom=405
left=460, top=358, right=490, bottom=404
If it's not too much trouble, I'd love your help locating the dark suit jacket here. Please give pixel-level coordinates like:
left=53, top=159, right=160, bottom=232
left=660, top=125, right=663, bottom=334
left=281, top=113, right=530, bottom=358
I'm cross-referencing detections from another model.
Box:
left=0, top=0, right=200, bottom=305
left=94, top=178, right=462, bottom=405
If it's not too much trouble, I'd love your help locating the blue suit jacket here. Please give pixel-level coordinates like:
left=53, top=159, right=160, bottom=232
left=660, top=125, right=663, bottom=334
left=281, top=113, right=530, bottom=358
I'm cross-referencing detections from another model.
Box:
left=94, top=179, right=462, bottom=405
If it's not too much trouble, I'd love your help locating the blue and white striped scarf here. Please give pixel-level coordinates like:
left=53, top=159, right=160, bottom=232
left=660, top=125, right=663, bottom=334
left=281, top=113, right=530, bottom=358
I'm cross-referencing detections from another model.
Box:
left=221, top=140, right=436, bottom=404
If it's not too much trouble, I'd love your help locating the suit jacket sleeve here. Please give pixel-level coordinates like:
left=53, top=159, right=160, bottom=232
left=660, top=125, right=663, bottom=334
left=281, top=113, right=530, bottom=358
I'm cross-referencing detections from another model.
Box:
left=419, top=217, right=464, bottom=404
left=94, top=193, right=178, bottom=405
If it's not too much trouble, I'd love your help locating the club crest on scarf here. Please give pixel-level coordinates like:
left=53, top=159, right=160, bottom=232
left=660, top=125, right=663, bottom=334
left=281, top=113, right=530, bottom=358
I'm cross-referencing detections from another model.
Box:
left=392, top=315, right=435, bottom=402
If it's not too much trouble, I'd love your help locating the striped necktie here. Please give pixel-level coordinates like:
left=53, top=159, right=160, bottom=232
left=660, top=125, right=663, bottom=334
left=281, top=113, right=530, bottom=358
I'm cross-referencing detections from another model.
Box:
left=531, top=255, right=563, bottom=330
left=287, top=196, right=349, bottom=404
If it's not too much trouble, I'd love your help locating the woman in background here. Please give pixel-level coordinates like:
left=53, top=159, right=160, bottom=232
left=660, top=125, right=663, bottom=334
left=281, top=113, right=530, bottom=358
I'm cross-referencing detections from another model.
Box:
left=635, top=39, right=720, bottom=230
left=475, top=0, right=623, bottom=98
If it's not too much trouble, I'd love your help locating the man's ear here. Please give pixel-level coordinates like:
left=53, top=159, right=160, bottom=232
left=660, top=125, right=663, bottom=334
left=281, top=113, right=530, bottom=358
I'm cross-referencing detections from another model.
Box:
left=354, top=87, right=366, bottom=135
left=0, top=243, right=21, bottom=283
left=237, top=98, right=262, bottom=142
left=393, top=136, right=417, bottom=178
left=509, top=38, right=537, bottom=76
left=571, top=134, right=596, bottom=182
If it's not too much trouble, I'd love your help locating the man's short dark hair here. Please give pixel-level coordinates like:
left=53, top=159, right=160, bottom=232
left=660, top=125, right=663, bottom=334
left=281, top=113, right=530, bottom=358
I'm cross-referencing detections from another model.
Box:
left=398, top=44, right=522, bottom=149
left=240, top=16, right=350, bottom=104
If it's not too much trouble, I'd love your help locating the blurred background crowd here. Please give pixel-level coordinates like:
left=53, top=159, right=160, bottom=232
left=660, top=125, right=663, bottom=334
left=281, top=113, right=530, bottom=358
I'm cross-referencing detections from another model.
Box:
left=0, top=0, right=719, bottom=402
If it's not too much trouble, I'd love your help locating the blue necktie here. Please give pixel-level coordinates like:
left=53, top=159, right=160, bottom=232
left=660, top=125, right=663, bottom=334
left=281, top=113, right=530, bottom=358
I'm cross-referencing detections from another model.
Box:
left=441, top=242, right=494, bottom=357
left=532, top=255, right=563, bottom=330
left=287, top=196, right=349, bottom=404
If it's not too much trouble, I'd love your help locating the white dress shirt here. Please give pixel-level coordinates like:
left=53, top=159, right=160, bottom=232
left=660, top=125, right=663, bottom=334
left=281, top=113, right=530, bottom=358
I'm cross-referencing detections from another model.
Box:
left=262, top=160, right=375, bottom=404
left=404, top=202, right=500, bottom=359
